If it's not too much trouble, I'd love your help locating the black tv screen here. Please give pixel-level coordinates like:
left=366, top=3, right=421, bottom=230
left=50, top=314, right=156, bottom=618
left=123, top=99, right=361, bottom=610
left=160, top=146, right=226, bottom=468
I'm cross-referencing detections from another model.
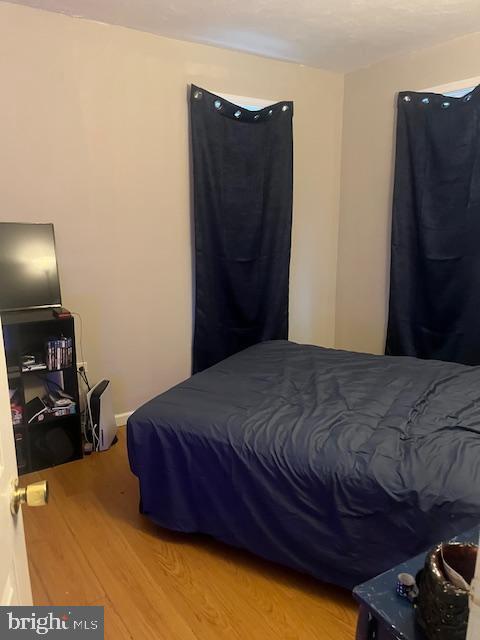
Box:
left=0, top=222, right=62, bottom=312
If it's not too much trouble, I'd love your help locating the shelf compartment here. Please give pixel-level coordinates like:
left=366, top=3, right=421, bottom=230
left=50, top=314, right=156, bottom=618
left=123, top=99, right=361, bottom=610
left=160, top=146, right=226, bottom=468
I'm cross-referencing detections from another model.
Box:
left=2, top=309, right=83, bottom=475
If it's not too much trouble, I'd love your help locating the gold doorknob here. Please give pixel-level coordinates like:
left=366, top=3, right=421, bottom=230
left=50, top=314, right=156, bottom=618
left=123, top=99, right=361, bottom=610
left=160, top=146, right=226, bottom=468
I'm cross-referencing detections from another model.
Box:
left=11, top=479, right=49, bottom=515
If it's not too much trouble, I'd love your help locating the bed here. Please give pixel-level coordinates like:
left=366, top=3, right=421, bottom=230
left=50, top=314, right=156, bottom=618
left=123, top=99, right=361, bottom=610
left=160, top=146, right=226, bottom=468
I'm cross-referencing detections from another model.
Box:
left=127, top=340, right=480, bottom=588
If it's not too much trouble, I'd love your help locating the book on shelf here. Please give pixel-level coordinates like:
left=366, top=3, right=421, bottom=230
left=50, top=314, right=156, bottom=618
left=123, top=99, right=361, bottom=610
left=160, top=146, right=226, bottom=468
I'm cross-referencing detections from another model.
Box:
left=10, top=388, right=23, bottom=425
left=46, top=336, right=73, bottom=371
left=50, top=403, right=76, bottom=418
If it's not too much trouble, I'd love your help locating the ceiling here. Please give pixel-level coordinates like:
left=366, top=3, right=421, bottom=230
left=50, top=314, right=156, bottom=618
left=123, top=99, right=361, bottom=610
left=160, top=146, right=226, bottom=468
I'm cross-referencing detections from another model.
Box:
left=9, top=0, right=480, bottom=72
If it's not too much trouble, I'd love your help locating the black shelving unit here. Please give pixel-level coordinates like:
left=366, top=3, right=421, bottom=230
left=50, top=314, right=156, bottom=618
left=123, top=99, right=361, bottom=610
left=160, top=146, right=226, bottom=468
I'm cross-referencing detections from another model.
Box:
left=3, top=308, right=83, bottom=474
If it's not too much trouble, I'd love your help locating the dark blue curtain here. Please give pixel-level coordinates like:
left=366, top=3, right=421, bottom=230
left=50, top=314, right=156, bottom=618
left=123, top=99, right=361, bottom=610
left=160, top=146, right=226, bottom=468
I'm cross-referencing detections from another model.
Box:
left=190, top=85, right=293, bottom=373
left=386, top=86, right=480, bottom=365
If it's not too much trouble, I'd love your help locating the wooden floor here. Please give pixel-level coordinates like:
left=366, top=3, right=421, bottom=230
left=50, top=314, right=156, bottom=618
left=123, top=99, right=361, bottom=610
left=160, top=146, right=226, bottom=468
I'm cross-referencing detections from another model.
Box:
left=21, top=428, right=358, bottom=640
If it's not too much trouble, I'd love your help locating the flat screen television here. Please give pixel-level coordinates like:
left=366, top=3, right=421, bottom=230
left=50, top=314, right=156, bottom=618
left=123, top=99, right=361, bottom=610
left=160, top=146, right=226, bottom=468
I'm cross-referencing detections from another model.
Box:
left=0, top=222, right=62, bottom=312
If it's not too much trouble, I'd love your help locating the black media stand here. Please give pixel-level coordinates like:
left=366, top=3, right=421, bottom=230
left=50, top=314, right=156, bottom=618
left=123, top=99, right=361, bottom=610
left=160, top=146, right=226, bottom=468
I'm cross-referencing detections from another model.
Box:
left=3, top=308, right=83, bottom=475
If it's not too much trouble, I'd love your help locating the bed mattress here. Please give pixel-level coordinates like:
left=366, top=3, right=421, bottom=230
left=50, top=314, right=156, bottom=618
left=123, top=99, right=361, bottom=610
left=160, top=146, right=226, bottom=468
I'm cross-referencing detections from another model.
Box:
left=127, top=340, right=480, bottom=588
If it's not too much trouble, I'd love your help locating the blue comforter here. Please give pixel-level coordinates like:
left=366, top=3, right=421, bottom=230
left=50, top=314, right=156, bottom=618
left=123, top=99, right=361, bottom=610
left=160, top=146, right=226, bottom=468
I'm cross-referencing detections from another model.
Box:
left=127, top=340, right=480, bottom=588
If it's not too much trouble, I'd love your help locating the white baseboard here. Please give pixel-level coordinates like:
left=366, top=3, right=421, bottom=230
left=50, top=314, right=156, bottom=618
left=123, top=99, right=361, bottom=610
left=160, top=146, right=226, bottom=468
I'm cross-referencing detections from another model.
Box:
left=115, top=411, right=133, bottom=427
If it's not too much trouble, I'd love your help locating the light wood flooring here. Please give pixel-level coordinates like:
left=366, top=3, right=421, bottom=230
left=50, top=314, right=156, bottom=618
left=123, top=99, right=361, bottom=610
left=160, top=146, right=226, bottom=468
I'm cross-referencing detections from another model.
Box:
left=21, top=428, right=358, bottom=639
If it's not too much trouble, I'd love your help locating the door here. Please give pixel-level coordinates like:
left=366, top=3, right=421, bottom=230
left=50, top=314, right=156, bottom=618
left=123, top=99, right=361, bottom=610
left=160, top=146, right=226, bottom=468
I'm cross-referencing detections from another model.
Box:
left=0, top=317, right=32, bottom=605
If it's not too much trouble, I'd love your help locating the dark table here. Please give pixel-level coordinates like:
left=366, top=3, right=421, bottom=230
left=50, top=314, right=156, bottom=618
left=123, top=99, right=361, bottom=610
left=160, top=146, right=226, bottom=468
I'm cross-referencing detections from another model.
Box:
left=353, top=527, right=479, bottom=640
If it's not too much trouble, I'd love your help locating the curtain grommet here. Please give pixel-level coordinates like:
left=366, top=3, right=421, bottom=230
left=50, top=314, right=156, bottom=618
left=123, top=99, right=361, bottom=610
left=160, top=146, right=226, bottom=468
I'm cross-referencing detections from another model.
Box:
left=234, top=110, right=242, bottom=118
left=193, top=90, right=203, bottom=100
left=441, top=101, right=451, bottom=109
left=282, top=105, right=289, bottom=112
left=421, top=97, right=430, bottom=104
left=214, top=100, right=222, bottom=110
left=403, top=95, right=412, bottom=103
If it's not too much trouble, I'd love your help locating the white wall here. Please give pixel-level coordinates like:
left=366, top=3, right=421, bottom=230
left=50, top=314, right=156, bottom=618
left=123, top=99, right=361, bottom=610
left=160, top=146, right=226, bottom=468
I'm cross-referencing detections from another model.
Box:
left=336, top=31, right=480, bottom=354
left=0, top=2, right=344, bottom=414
